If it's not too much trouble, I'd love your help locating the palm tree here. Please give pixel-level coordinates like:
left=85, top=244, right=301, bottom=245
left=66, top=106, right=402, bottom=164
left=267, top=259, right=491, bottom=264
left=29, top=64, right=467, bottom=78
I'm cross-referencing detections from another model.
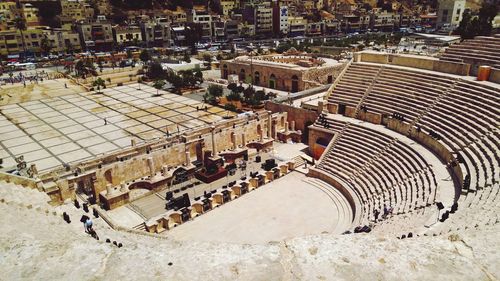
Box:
left=13, top=16, right=27, bottom=58
left=40, top=36, right=52, bottom=56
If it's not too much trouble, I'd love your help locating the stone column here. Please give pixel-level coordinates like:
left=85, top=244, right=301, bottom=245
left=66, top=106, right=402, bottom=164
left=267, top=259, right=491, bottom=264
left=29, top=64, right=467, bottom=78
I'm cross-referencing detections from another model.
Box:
left=131, top=138, right=137, bottom=147
left=259, top=127, right=264, bottom=142
left=284, top=121, right=289, bottom=133
left=120, top=182, right=129, bottom=192
left=231, top=133, right=237, bottom=150
left=267, top=114, right=272, bottom=138
left=162, top=165, right=169, bottom=175
left=273, top=123, right=278, bottom=139
left=106, top=183, right=114, bottom=195
left=317, top=101, right=324, bottom=114
left=211, top=126, right=216, bottom=156
left=30, top=164, right=38, bottom=177
left=147, top=157, right=154, bottom=177
left=241, top=133, right=246, bottom=146
left=291, top=121, right=295, bottom=131
left=185, top=151, right=191, bottom=166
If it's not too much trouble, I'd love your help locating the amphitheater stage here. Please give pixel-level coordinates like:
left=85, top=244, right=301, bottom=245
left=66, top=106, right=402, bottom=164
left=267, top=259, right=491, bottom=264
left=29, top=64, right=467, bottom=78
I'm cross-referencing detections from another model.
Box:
left=165, top=172, right=353, bottom=244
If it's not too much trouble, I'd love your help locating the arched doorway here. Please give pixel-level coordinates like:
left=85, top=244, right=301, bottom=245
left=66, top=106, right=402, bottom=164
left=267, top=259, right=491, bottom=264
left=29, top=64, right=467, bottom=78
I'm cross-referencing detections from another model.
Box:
left=222, top=65, right=228, bottom=79
left=313, top=136, right=330, bottom=159
left=291, top=75, right=299, bottom=93
left=254, top=71, right=260, bottom=86
left=269, top=74, right=276, bottom=89
left=104, top=169, right=112, bottom=184
left=239, top=69, right=246, bottom=82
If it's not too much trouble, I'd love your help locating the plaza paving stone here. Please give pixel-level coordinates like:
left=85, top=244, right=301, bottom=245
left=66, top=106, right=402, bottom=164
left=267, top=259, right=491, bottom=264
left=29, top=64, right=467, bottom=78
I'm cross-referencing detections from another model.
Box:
left=0, top=85, right=230, bottom=172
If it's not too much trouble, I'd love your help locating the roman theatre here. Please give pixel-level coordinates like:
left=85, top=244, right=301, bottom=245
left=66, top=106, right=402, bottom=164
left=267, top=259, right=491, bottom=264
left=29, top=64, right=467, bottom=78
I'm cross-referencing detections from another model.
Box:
left=0, top=37, right=499, bottom=280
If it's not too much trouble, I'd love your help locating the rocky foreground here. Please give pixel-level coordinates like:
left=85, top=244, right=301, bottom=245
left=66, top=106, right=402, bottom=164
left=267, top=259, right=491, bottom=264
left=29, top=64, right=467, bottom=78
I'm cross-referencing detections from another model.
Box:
left=0, top=196, right=498, bottom=281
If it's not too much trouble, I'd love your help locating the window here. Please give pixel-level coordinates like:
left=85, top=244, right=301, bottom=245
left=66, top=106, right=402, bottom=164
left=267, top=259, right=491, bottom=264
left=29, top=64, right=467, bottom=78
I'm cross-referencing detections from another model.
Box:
left=456, top=9, right=461, bottom=14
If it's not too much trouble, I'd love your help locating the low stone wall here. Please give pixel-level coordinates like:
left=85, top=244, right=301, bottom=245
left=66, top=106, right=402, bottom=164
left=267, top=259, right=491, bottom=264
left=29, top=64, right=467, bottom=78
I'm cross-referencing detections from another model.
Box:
left=265, top=102, right=319, bottom=138
left=386, top=119, right=463, bottom=189
left=355, top=51, right=471, bottom=76
left=0, top=172, right=42, bottom=190
left=307, top=167, right=357, bottom=223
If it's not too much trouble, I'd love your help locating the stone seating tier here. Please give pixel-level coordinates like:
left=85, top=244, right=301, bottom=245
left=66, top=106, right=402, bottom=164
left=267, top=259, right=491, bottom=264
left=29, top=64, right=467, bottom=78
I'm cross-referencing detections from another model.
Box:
left=322, top=61, right=499, bottom=235
left=316, top=117, right=437, bottom=225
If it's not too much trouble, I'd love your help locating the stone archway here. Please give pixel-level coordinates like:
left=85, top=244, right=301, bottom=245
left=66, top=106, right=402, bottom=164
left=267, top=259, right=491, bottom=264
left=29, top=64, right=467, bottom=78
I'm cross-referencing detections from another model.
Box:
left=104, top=169, right=112, bottom=184
left=291, top=75, right=299, bottom=93
left=254, top=71, right=260, bottom=86
left=269, top=74, right=276, bottom=89
left=239, top=69, right=246, bottom=81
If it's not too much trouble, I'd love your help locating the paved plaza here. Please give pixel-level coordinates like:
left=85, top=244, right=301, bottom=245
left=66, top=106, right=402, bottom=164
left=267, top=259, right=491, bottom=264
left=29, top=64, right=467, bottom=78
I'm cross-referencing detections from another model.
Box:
left=0, top=84, right=235, bottom=172
left=166, top=172, right=352, bottom=244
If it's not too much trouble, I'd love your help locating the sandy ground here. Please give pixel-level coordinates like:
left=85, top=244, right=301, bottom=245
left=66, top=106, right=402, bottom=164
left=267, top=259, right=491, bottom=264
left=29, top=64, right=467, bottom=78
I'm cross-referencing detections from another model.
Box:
left=0, top=78, right=85, bottom=105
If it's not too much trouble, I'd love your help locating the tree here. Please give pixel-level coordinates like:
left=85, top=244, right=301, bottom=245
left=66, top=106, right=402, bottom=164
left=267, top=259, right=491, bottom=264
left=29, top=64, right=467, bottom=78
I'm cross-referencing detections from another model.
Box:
left=153, top=79, right=166, bottom=90
left=185, top=22, right=203, bottom=54
left=140, top=49, right=151, bottom=63
left=194, top=68, right=203, bottom=80
left=40, top=36, right=52, bottom=56
left=202, top=53, right=212, bottom=67
left=455, top=3, right=498, bottom=39
left=183, top=52, right=191, bottom=63
left=224, top=103, right=237, bottom=112
left=226, top=91, right=241, bottom=101
left=13, top=17, right=27, bottom=58
left=208, top=84, right=223, bottom=98
left=97, top=58, right=104, bottom=73
left=147, top=62, right=165, bottom=80
left=92, top=77, right=106, bottom=93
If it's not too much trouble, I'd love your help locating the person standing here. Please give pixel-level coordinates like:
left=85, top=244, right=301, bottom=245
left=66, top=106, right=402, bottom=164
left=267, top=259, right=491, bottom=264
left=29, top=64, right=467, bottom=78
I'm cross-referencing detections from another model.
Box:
left=85, top=217, right=93, bottom=233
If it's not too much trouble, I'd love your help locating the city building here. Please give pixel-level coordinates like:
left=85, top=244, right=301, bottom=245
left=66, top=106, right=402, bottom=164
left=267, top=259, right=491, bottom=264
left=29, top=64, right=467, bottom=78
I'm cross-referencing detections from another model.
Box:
left=254, top=3, right=273, bottom=36
left=60, top=0, right=95, bottom=25
left=21, top=3, right=40, bottom=27
left=221, top=49, right=344, bottom=92
left=272, top=3, right=289, bottom=37
left=437, top=0, right=466, bottom=28
left=219, top=0, right=237, bottom=16
left=113, top=25, right=142, bottom=46
left=76, top=20, right=114, bottom=51
left=288, top=16, right=306, bottom=37
left=0, top=28, right=44, bottom=57
left=141, top=20, right=172, bottom=48
left=41, top=27, right=82, bottom=54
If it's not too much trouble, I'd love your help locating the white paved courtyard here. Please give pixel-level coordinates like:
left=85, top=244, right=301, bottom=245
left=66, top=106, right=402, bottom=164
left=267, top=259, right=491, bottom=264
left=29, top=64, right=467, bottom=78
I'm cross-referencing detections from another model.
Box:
left=166, top=172, right=352, bottom=244
left=0, top=84, right=235, bottom=172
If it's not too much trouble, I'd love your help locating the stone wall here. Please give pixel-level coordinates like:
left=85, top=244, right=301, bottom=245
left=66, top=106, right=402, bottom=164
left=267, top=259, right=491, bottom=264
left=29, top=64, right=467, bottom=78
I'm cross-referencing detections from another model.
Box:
left=386, top=119, right=463, bottom=191
left=47, top=111, right=289, bottom=203
left=355, top=51, right=471, bottom=76
left=307, top=167, right=357, bottom=221
left=222, top=56, right=343, bottom=93
left=265, top=102, right=319, bottom=142
left=307, top=126, right=334, bottom=159
left=221, top=59, right=304, bottom=92
left=302, top=64, right=345, bottom=86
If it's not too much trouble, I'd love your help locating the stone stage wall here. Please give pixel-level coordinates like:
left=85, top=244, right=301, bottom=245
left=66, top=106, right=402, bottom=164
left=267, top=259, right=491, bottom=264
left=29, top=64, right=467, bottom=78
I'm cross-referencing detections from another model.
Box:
left=43, top=111, right=289, bottom=204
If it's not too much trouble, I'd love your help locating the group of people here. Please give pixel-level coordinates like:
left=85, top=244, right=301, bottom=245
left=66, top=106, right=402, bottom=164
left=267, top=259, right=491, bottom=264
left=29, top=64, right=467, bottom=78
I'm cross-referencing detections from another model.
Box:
left=373, top=205, right=394, bottom=221
left=1, top=71, right=50, bottom=87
